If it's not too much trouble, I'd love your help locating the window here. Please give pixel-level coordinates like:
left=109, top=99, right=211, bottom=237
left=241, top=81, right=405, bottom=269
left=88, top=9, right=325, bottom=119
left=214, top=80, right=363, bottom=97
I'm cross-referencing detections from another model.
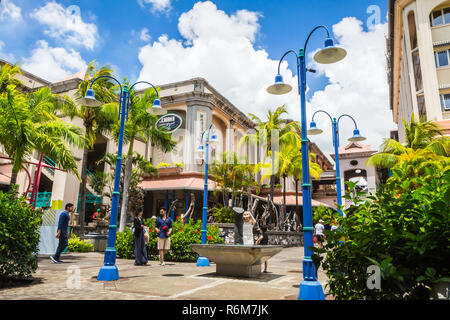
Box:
left=435, top=49, right=450, bottom=68
left=431, top=7, right=450, bottom=26
left=441, top=93, right=450, bottom=111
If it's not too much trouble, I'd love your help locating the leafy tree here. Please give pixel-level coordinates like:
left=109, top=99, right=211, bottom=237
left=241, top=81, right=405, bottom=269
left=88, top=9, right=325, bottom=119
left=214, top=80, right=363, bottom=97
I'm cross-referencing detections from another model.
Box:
left=65, top=61, right=119, bottom=235
left=110, top=88, right=176, bottom=232
left=367, top=115, right=450, bottom=168
left=240, top=105, right=299, bottom=198
left=0, top=64, right=88, bottom=188
left=312, top=153, right=450, bottom=300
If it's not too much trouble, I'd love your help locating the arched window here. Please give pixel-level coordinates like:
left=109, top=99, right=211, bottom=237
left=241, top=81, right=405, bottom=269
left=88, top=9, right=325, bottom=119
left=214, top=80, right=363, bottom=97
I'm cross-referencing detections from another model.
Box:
left=430, top=5, right=450, bottom=27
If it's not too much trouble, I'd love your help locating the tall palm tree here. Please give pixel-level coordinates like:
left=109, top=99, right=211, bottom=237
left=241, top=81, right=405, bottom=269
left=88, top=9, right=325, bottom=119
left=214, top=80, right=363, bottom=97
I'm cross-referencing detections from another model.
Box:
left=64, top=61, right=119, bottom=236
left=0, top=74, right=88, bottom=189
left=111, top=87, right=176, bottom=232
left=367, top=115, right=450, bottom=168
left=239, top=105, right=299, bottom=198
left=261, top=139, right=322, bottom=229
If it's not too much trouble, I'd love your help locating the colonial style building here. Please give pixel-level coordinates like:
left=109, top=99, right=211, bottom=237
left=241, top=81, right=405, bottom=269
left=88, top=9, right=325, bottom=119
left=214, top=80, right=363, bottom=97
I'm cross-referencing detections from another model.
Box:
left=387, top=0, right=450, bottom=142
left=1, top=60, right=336, bottom=223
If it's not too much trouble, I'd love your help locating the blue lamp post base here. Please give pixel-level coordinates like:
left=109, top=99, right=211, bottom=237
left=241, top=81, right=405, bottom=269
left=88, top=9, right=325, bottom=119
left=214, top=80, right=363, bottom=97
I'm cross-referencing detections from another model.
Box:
left=97, top=265, right=119, bottom=281
left=196, top=255, right=210, bottom=267
left=298, top=280, right=325, bottom=300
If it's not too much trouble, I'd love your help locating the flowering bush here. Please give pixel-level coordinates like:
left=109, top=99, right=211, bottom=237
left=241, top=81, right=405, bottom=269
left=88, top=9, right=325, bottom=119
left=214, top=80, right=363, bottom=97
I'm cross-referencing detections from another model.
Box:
left=115, top=217, right=224, bottom=262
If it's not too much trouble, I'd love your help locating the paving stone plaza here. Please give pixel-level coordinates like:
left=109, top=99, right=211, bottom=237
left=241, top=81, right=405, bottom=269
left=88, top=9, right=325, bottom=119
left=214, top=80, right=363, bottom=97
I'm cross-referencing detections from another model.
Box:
left=0, top=247, right=331, bottom=300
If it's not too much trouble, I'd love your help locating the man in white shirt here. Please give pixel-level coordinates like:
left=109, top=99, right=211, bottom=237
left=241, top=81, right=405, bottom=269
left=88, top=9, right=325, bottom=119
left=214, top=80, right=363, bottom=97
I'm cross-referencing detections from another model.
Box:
left=314, top=219, right=326, bottom=248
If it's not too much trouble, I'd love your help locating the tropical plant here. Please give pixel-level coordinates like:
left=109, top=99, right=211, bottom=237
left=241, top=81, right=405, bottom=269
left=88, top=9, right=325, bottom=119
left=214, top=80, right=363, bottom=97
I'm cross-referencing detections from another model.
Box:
left=115, top=218, right=224, bottom=262
left=67, top=233, right=94, bottom=252
left=0, top=65, right=88, bottom=187
left=312, top=154, right=450, bottom=300
left=63, top=61, right=119, bottom=236
left=0, top=189, right=42, bottom=282
left=110, top=87, right=176, bottom=232
left=210, top=152, right=262, bottom=208
left=212, top=204, right=235, bottom=223
left=367, top=115, right=450, bottom=168
left=239, top=105, right=300, bottom=198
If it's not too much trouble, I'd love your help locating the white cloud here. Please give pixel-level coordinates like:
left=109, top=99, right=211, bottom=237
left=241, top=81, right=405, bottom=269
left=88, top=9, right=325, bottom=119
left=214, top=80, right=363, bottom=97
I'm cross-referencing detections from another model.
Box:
left=21, top=40, right=87, bottom=82
left=140, top=28, right=151, bottom=42
left=31, top=2, right=98, bottom=50
left=138, top=0, right=172, bottom=13
left=138, top=1, right=299, bottom=122
left=137, top=2, right=394, bottom=163
left=0, top=0, right=22, bottom=21
left=307, top=18, right=396, bottom=159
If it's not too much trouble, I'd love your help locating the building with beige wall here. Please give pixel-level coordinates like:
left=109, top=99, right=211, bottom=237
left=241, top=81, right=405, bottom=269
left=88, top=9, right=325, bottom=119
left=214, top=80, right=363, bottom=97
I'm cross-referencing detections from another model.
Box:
left=0, top=60, right=336, bottom=223
left=387, top=0, right=450, bottom=142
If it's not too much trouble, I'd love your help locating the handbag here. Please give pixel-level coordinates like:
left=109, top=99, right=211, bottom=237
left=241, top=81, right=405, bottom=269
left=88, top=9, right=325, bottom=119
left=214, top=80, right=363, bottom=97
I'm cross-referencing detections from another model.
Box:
left=144, top=228, right=149, bottom=244
left=313, top=235, right=317, bottom=243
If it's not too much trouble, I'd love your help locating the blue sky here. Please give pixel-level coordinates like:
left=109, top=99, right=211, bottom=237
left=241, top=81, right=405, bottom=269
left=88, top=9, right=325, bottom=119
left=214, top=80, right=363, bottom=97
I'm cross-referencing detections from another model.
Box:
left=0, top=0, right=394, bottom=159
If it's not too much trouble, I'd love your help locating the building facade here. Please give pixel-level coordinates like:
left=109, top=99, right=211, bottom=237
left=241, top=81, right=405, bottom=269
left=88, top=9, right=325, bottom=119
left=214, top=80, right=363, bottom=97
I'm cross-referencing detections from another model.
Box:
left=387, top=0, right=450, bottom=142
left=1, top=60, right=336, bottom=223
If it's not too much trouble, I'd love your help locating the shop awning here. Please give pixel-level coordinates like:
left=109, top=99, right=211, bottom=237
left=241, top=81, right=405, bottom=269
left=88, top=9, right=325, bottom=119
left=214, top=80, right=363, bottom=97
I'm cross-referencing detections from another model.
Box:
left=138, top=174, right=216, bottom=192
left=252, top=194, right=331, bottom=208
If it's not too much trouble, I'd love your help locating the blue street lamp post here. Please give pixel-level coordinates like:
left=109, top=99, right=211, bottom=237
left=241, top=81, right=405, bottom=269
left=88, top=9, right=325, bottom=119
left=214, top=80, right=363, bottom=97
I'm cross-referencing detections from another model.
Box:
left=266, top=26, right=347, bottom=300
left=81, top=77, right=166, bottom=281
left=196, top=123, right=218, bottom=267
left=308, top=112, right=366, bottom=216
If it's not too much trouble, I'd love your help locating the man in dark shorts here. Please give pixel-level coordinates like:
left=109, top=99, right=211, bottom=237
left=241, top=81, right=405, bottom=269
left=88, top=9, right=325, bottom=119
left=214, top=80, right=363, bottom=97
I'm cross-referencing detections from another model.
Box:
left=255, top=225, right=269, bottom=273
left=155, top=207, right=173, bottom=266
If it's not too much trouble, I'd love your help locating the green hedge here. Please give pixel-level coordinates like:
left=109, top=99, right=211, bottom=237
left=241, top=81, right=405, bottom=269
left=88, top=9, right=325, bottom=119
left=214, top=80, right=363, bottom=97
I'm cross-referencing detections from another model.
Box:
left=68, top=233, right=93, bottom=253
left=312, top=164, right=450, bottom=300
left=0, top=190, right=42, bottom=281
left=115, top=217, right=224, bottom=262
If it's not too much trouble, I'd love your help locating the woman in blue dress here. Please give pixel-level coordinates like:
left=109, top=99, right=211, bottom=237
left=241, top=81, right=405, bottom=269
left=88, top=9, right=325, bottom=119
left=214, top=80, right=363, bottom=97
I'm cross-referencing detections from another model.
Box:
left=133, top=207, right=148, bottom=266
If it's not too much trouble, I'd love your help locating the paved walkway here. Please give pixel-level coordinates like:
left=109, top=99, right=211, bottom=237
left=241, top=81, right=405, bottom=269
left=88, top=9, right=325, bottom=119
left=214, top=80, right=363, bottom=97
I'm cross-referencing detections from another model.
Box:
left=0, top=247, right=331, bottom=300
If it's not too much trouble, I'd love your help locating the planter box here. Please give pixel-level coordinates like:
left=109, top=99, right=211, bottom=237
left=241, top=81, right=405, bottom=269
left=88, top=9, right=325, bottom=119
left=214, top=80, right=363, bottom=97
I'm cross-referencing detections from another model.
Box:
left=157, top=167, right=182, bottom=176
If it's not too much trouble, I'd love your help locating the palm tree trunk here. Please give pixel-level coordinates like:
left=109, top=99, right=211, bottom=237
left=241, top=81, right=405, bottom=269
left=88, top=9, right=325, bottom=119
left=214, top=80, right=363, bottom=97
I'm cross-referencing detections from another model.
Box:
left=78, top=147, right=89, bottom=237
left=9, top=172, right=18, bottom=190
left=119, top=154, right=133, bottom=232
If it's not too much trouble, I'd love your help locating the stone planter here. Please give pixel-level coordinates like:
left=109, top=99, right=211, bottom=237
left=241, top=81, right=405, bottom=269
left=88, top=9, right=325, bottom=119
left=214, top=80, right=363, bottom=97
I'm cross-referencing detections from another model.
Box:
left=157, top=167, right=182, bottom=176
left=83, top=233, right=108, bottom=252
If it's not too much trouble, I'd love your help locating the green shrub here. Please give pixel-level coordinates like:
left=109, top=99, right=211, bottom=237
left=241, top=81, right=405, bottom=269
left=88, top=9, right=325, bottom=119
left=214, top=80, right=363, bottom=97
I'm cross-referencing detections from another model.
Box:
left=0, top=189, right=42, bottom=281
left=115, top=227, right=134, bottom=259
left=312, top=163, right=450, bottom=300
left=67, top=233, right=93, bottom=253
left=212, top=205, right=234, bottom=223
left=115, top=217, right=225, bottom=262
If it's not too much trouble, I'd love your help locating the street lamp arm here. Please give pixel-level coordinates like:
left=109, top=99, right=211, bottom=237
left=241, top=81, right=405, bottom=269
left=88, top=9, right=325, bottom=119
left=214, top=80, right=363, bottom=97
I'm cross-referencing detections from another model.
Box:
left=337, top=114, right=358, bottom=129
left=304, top=25, right=330, bottom=53
left=277, top=49, right=298, bottom=75
left=89, top=75, right=123, bottom=93
left=129, top=81, right=160, bottom=99
left=311, top=109, right=333, bottom=124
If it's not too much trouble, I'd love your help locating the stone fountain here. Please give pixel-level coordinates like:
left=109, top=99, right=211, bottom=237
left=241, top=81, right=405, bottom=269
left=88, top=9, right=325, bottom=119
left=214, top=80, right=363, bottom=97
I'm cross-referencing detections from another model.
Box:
left=191, top=207, right=283, bottom=278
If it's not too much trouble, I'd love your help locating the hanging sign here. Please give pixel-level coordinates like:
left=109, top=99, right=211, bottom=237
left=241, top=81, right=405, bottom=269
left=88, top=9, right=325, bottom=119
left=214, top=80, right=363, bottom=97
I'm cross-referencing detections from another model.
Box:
left=156, top=113, right=183, bottom=133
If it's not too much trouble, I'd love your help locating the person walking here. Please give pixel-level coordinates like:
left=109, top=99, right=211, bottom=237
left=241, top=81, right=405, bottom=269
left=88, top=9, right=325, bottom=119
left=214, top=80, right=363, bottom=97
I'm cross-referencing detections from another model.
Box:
left=50, top=203, right=73, bottom=263
left=133, top=207, right=148, bottom=266
left=242, top=211, right=257, bottom=245
left=255, top=225, right=269, bottom=273
left=155, top=207, right=172, bottom=266
left=314, top=219, right=326, bottom=248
